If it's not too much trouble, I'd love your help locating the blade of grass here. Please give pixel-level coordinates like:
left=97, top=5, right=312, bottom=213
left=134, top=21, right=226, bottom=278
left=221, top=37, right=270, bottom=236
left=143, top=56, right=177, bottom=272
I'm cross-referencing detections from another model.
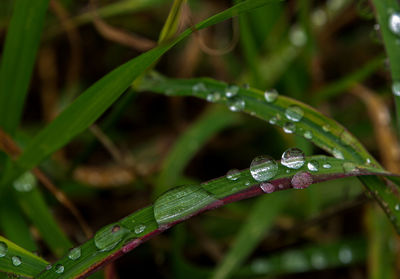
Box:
left=156, top=106, right=240, bottom=196
left=371, top=0, right=400, bottom=136
left=137, top=75, right=400, bottom=231
left=0, top=0, right=50, bottom=136
left=0, top=0, right=284, bottom=193
left=36, top=155, right=392, bottom=279
left=0, top=235, right=49, bottom=278
left=158, top=0, right=186, bottom=43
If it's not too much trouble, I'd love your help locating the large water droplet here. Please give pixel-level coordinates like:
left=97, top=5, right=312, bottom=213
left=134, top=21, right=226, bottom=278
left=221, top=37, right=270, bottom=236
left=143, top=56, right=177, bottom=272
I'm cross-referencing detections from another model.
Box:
left=94, top=224, right=130, bottom=251
left=0, top=242, right=8, bottom=257
left=285, top=105, right=304, bottom=122
left=206, top=92, right=221, bottom=102
left=250, top=155, right=278, bottom=182
left=304, top=130, right=313, bottom=140
left=13, top=172, right=36, bottom=192
left=55, top=264, right=64, bottom=274
left=225, top=85, right=239, bottom=98
left=281, top=148, right=305, bottom=169
left=389, top=12, right=400, bottom=36
left=291, top=171, right=313, bottom=189
left=264, top=89, right=278, bottom=103
left=338, top=246, right=352, bottom=264
left=283, top=122, right=296, bottom=133
left=68, top=247, right=81, bottom=260
left=307, top=160, right=319, bottom=172
left=392, top=81, right=400, bottom=96
left=228, top=97, right=245, bottom=112
left=226, top=169, right=240, bottom=181
left=154, top=185, right=218, bottom=225
left=134, top=224, right=146, bottom=235
left=260, top=182, right=275, bottom=194
left=11, top=256, right=21, bottom=266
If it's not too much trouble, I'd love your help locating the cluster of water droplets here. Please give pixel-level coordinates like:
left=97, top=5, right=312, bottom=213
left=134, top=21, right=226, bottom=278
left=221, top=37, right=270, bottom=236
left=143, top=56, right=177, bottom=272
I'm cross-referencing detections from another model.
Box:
left=13, top=172, right=36, bottom=192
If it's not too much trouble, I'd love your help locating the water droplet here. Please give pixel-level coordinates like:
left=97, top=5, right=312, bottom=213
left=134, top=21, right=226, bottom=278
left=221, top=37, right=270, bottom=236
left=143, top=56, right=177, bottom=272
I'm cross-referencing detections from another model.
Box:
left=94, top=223, right=130, bottom=251
left=206, top=92, right=221, bottom=102
left=323, top=162, right=332, bottom=169
left=68, top=247, right=81, bottom=260
left=392, top=81, right=400, bottom=96
left=291, top=171, right=313, bottom=189
left=307, top=160, right=319, bottom=172
left=250, top=155, right=278, bottom=182
left=281, top=148, right=305, bottom=169
left=311, top=252, right=327, bottom=269
left=0, top=242, right=8, bottom=257
left=289, top=25, right=307, bottom=47
left=389, top=12, right=400, bottom=36
left=322, top=124, right=330, bottom=132
left=226, top=169, right=240, bottom=181
left=245, top=180, right=251, bottom=186
left=283, top=122, right=296, bottom=133
left=264, top=89, right=278, bottom=103
left=154, top=185, right=218, bottom=225
left=225, top=85, right=239, bottom=98
left=228, top=97, right=245, bottom=112
left=13, top=172, right=36, bottom=192
left=343, top=162, right=357, bottom=173
left=192, top=83, right=207, bottom=95
left=338, top=246, right=352, bottom=264
left=134, top=224, right=146, bottom=235
left=260, top=182, right=275, bottom=194
left=332, top=148, right=344, bottom=159
left=55, top=264, right=64, bottom=274
left=269, top=116, right=277, bottom=125
left=11, top=256, right=21, bottom=266
left=285, top=105, right=304, bottom=122
left=304, top=130, right=313, bottom=140
left=366, top=158, right=372, bottom=164
left=395, top=203, right=400, bottom=211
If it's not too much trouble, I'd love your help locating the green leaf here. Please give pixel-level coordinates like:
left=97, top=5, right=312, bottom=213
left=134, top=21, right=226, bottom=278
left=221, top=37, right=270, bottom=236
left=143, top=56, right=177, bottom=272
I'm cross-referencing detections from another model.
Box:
left=158, top=0, right=186, bottom=43
left=0, top=0, right=50, bottom=136
left=0, top=0, right=284, bottom=193
left=0, top=235, right=49, bottom=278
left=137, top=75, right=400, bottom=231
left=36, top=155, right=391, bottom=278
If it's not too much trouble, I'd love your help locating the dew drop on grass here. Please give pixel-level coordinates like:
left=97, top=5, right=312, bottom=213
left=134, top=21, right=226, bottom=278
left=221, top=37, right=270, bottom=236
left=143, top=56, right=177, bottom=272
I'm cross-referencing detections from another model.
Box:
left=304, top=130, right=312, bottom=140
left=392, top=81, right=400, bottom=96
left=269, top=116, right=277, bottom=125
left=338, top=246, right=352, bottom=264
left=389, top=12, right=400, bottom=36
left=68, top=247, right=81, bottom=260
left=13, top=172, right=36, bottom=192
left=323, top=162, right=332, bottom=169
left=226, top=169, right=240, bottom=181
left=394, top=203, right=400, bottom=211
left=11, top=256, right=21, bottom=266
left=260, top=182, right=275, bottom=193
left=94, top=223, right=130, bottom=251
left=228, top=97, right=245, bottom=112
left=192, top=82, right=207, bottom=94
left=225, top=85, right=239, bottom=98
left=250, top=155, right=278, bottom=182
left=285, top=105, right=304, bottom=122
left=307, top=160, right=319, bottom=172
left=332, top=148, right=344, bottom=159
left=283, top=122, right=296, bottom=133
left=134, top=224, right=146, bottom=235
left=264, top=89, right=278, bottom=103
left=206, top=92, right=221, bottom=102
left=291, top=171, right=313, bottom=189
left=55, top=264, right=64, bottom=274
left=0, top=242, right=7, bottom=257
left=153, top=185, right=218, bottom=225
left=281, top=148, right=305, bottom=169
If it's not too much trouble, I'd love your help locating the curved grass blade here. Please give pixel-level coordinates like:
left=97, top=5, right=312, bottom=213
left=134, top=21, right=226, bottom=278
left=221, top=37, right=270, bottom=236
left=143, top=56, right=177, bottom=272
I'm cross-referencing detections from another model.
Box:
left=158, top=0, right=186, bottom=43
left=0, top=0, right=283, bottom=194
left=0, top=235, right=49, bottom=278
left=36, top=155, right=392, bottom=278
left=0, top=0, right=50, bottom=136
left=137, top=75, right=400, bottom=231
left=156, top=106, right=240, bottom=196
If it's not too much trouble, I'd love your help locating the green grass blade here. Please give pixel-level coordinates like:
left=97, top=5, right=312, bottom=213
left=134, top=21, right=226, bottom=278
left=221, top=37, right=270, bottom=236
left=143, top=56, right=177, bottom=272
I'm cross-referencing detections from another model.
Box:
left=211, top=192, right=288, bottom=279
left=156, top=106, right=240, bottom=196
left=137, top=75, right=400, bottom=231
left=0, top=0, right=283, bottom=192
left=0, top=235, right=48, bottom=278
left=14, top=173, right=72, bottom=257
left=36, top=155, right=391, bottom=278
left=0, top=0, right=50, bottom=136
left=158, top=0, right=186, bottom=43
left=371, top=0, right=400, bottom=135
